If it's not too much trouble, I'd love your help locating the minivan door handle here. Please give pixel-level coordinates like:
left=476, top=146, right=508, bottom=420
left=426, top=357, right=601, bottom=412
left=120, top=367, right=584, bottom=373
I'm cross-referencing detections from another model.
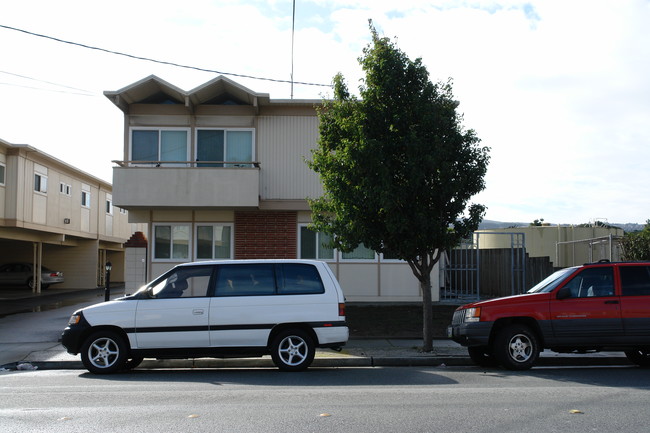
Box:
left=193, top=309, right=205, bottom=315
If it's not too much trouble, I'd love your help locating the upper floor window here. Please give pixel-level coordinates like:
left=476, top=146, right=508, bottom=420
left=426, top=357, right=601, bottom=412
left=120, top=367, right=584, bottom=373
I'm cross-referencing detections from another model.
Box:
left=106, top=199, right=113, bottom=215
left=81, top=190, right=91, bottom=208
left=131, top=128, right=189, bottom=166
left=196, top=129, right=254, bottom=167
left=34, top=173, right=47, bottom=194
left=59, top=182, right=72, bottom=196
left=0, top=163, right=5, bottom=186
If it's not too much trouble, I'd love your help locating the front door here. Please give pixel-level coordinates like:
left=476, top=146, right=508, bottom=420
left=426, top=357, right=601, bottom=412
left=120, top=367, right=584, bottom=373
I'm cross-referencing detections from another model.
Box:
left=134, top=265, right=214, bottom=349
left=550, top=266, right=622, bottom=345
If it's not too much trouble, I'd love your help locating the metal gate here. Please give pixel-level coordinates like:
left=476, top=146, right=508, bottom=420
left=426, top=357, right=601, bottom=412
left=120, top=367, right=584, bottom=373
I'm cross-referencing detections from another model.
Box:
left=441, top=232, right=527, bottom=302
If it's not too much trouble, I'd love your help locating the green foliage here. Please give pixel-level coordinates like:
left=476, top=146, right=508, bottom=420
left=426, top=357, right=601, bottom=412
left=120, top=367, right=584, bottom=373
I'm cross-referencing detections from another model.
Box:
left=308, top=23, right=490, bottom=273
left=530, top=219, right=545, bottom=226
left=620, top=220, right=650, bottom=261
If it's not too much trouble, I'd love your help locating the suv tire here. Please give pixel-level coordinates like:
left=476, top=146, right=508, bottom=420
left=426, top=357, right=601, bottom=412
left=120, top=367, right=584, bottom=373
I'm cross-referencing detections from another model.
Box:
left=625, top=348, right=650, bottom=367
left=468, top=346, right=499, bottom=367
left=494, top=324, right=540, bottom=370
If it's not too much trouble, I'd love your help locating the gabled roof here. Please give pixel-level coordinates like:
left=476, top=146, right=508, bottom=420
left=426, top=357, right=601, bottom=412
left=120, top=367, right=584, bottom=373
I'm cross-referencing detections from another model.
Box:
left=188, top=75, right=270, bottom=106
left=104, top=75, right=319, bottom=113
left=104, top=75, right=186, bottom=112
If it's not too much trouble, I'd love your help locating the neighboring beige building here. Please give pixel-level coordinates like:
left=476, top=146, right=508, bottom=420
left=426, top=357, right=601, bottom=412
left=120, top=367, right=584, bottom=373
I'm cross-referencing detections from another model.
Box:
left=106, top=75, right=430, bottom=302
left=476, top=224, right=624, bottom=268
left=0, top=138, right=143, bottom=291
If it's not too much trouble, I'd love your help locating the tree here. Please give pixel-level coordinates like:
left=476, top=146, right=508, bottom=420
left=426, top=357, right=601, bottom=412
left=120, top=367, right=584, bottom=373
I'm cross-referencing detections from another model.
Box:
left=307, top=23, right=490, bottom=352
left=620, top=220, right=650, bottom=261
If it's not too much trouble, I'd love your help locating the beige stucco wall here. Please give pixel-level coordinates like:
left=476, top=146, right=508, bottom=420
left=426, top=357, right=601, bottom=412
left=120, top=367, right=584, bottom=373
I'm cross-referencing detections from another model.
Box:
left=476, top=225, right=624, bottom=267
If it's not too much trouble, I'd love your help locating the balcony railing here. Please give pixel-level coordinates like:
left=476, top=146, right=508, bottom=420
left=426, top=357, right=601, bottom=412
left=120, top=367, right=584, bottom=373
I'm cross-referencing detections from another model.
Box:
left=111, top=161, right=260, bottom=209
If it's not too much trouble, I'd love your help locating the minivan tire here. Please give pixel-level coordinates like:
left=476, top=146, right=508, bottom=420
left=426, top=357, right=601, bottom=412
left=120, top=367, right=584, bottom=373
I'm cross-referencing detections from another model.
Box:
left=270, top=329, right=315, bottom=372
left=81, top=330, right=128, bottom=374
left=494, top=324, right=540, bottom=370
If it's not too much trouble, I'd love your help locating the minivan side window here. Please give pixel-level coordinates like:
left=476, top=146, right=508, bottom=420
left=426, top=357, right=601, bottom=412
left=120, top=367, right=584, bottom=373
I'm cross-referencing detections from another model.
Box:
left=278, top=263, right=325, bottom=295
left=215, top=264, right=276, bottom=296
left=620, top=266, right=650, bottom=296
left=150, top=266, right=214, bottom=298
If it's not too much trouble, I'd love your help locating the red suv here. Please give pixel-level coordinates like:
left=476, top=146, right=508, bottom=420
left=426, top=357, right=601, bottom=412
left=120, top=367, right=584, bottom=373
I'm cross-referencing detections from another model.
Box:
left=447, top=261, right=650, bottom=370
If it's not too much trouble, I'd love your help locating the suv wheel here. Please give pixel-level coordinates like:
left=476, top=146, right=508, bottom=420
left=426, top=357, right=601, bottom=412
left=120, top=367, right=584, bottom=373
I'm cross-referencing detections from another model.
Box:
left=494, top=324, right=539, bottom=370
left=625, top=348, right=650, bottom=367
left=81, top=330, right=128, bottom=374
left=270, top=329, right=315, bottom=372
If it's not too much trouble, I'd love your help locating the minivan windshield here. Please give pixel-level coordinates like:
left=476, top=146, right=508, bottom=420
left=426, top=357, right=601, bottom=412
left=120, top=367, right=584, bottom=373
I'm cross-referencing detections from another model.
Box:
left=527, top=267, right=576, bottom=294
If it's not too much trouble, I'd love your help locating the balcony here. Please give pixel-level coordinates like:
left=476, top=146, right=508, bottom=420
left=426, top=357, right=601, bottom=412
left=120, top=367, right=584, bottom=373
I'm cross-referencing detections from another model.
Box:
left=112, top=161, right=260, bottom=209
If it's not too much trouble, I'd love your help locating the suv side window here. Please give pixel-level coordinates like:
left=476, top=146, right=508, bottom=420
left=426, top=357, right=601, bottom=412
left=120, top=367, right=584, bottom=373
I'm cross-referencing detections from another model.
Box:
left=620, top=266, right=650, bottom=296
left=277, top=263, right=325, bottom=295
left=215, top=264, right=276, bottom=296
left=562, top=267, right=615, bottom=298
left=150, top=266, right=214, bottom=298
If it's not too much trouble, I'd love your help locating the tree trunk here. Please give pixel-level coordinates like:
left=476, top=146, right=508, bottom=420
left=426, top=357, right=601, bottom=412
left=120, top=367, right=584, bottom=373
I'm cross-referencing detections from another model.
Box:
left=421, top=274, right=433, bottom=352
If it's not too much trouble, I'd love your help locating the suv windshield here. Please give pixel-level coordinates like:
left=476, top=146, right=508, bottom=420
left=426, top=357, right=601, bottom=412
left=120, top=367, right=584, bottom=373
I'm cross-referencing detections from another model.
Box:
left=527, top=267, right=576, bottom=294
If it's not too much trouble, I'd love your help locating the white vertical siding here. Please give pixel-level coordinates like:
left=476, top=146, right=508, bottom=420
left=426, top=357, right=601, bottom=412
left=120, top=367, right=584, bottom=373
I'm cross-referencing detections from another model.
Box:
left=257, top=116, right=324, bottom=200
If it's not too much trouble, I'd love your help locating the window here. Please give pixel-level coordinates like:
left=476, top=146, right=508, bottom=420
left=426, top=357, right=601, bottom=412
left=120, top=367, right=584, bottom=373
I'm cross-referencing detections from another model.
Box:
left=196, top=224, right=232, bottom=259
left=215, top=264, right=276, bottom=296
left=620, top=266, right=650, bottom=296
left=150, top=265, right=214, bottom=298
left=81, top=190, right=91, bottom=208
left=131, top=128, right=189, bottom=166
left=196, top=129, right=254, bottom=167
left=299, top=226, right=334, bottom=260
left=34, top=173, right=47, bottom=193
left=59, top=182, right=71, bottom=196
left=154, top=224, right=190, bottom=260
left=563, top=267, right=615, bottom=298
left=106, top=199, right=113, bottom=215
left=342, top=244, right=376, bottom=261
left=0, top=163, right=5, bottom=186
left=278, top=263, right=325, bottom=295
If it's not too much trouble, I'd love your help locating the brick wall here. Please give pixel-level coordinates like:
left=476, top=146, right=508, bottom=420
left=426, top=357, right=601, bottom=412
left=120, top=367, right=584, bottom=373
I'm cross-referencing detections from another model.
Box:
left=234, top=211, right=297, bottom=259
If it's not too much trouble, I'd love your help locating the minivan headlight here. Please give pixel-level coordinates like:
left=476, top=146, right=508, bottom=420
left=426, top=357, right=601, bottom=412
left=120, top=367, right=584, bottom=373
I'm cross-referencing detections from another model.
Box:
left=464, top=307, right=481, bottom=322
left=68, top=314, right=81, bottom=326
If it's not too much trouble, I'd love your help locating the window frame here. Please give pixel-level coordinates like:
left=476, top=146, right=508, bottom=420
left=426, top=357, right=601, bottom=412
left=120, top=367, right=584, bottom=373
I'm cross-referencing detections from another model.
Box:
left=81, top=190, right=91, bottom=208
left=0, top=162, right=5, bottom=186
left=34, top=172, right=48, bottom=194
left=195, top=128, right=255, bottom=167
left=298, top=225, right=335, bottom=262
left=59, top=182, right=72, bottom=196
left=152, top=223, right=192, bottom=262
left=129, top=127, right=190, bottom=166
left=195, top=223, right=234, bottom=260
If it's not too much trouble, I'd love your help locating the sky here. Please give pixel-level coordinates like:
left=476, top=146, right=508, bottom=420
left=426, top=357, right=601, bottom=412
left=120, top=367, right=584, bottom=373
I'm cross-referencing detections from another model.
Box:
left=1, top=0, right=649, bottom=226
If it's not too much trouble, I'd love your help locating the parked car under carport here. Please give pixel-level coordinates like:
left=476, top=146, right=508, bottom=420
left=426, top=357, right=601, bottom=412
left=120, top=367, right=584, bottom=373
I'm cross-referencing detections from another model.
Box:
left=0, top=262, right=64, bottom=289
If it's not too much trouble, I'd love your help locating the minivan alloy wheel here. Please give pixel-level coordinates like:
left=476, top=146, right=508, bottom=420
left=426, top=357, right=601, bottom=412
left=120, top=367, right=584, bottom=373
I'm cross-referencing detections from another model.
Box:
left=270, top=329, right=315, bottom=371
left=80, top=330, right=128, bottom=374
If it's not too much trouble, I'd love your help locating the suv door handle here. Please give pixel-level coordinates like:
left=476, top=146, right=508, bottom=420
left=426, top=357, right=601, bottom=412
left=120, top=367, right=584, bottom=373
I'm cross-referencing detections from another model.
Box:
left=604, top=300, right=619, bottom=304
left=193, top=309, right=205, bottom=315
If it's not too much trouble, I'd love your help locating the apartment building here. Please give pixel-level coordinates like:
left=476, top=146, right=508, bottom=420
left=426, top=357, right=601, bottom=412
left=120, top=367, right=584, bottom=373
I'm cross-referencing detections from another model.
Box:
left=0, top=138, right=140, bottom=291
left=106, top=75, right=434, bottom=302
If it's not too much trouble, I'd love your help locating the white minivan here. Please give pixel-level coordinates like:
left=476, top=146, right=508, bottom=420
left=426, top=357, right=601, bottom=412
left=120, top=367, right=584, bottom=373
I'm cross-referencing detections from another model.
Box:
left=62, top=260, right=348, bottom=374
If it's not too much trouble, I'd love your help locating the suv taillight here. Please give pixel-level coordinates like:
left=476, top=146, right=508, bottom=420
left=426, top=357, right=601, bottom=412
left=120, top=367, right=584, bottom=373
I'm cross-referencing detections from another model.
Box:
left=338, top=303, right=346, bottom=317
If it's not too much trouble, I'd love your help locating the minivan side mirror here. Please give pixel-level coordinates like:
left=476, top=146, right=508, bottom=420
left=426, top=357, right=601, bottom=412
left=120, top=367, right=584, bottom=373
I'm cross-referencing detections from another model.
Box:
left=556, top=287, right=571, bottom=300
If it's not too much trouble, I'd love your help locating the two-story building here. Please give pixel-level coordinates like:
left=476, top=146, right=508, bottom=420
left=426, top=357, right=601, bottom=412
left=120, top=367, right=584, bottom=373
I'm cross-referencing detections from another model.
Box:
left=0, top=138, right=141, bottom=291
left=106, top=75, right=434, bottom=302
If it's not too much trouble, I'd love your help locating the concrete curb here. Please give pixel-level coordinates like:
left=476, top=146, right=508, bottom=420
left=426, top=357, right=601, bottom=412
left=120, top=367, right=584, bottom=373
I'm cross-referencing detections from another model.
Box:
left=2, top=354, right=632, bottom=371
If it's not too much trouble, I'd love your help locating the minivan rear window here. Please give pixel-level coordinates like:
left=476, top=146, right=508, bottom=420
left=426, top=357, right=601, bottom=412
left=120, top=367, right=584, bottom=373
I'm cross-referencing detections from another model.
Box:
left=278, top=263, right=325, bottom=295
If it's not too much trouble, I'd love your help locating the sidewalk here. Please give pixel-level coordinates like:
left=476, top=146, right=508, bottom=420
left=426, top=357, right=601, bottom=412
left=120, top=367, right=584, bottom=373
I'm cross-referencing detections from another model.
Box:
left=0, top=287, right=631, bottom=371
